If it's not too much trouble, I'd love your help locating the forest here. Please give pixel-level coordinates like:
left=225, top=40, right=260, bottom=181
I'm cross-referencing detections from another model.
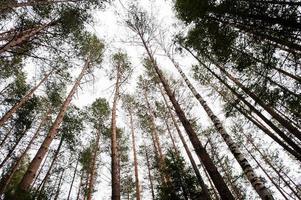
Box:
left=0, top=0, right=300, bottom=199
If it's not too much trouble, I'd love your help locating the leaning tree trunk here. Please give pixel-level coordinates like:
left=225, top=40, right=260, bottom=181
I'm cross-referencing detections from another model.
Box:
left=184, top=46, right=301, bottom=156
left=76, top=170, right=84, bottom=200
left=0, top=22, right=54, bottom=54
left=67, top=156, right=79, bottom=200
left=143, top=143, right=155, bottom=200
left=139, top=41, right=234, bottom=199
left=202, top=51, right=301, bottom=141
left=159, top=86, right=211, bottom=200
left=169, top=57, right=274, bottom=199
left=111, top=62, right=121, bottom=200
left=0, top=69, right=55, bottom=126
left=87, top=128, right=100, bottom=200
left=128, top=109, right=141, bottom=200
left=53, top=169, right=64, bottom=200
left=19, top=59, right=91, bottom=191
left=0, top=109, right=50, bottom=195
left=0, top=126, right=14, bottom=149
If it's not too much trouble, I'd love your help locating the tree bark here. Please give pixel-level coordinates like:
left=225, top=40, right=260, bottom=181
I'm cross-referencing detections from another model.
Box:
left=67, top=156, right=79, bottom=200
left=111, top=61, right=121, bottom=200
left=128, top=110, right=141, bottom=200
left=0, top=109, right=50, bottom=195
left=169, top=58, right=274, bottom=199
left=159, top=86, right=211, bottom=200
left=0, top=69, right=54, bottom=126
left=140, top=42, right=234, bottom=199
left=76, top=170, right=84, bottom=200
left=53, top=169, right=64, bottom=200
left=0, top=125, right=14, bottom=149
left=19, top=59, right=90, bottom=191
left=143, top=143, right=155, bottom=200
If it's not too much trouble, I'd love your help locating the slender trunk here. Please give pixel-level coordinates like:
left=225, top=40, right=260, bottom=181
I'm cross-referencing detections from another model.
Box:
left=0, top=126, right=14, bottom=149
left=128, top=110, right=141, bottom=200
left=0, top=69, right=54, bottom=126
left=144, top=144, right=155, bottom=200
left=30, top=151, right=50, bottom=191
left=0, top=128, right=28, bottom=169
left=243, top=132, right=301, bottom=199
left=159, top=86, right=211, bottom=200
left=170, top=58, right=274, bottom=199
left=36, top=136, right=64, bottom=198
left=67, top=156, right=79, bottom=200
left=183, top=46, right=301, bottom=155
left=0, top=110, right=50, bottom=195
left=204, top=51, right=301, bottom=141
left=76, top=170, right=84, bottom=200
left=111, top=62, right=121, bottom=200
left=19, top=59, right=90, bottom=191
left=87, top=129, right=100, bottom=200
left=53, top=169, right=64, bottom=200
left=242, top=144, right=290, bottom=200
left=164, top=117, right=178, bottom=153
left=273, top=67, right=301, bottom=83
left=140, top=40, right=234, bottom=199
left=0, top=22, right=54, bottom=54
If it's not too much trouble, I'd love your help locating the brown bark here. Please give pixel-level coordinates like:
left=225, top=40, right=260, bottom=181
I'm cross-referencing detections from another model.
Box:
left=111, top=61, right=121, bottom=200
left=87, top=129, right=100, bottom=200
left=0, top=22, right=54, bottom=55
left=19, top=59, right=90, bottom=191
left=67, top=156, right=79, bottom=200
left=141, top=45, right=234, bottom=199
left=128, top=110, right=141, bottom=200
left=159, top=86, right=211, bottom=200
left=36, top=136, right=64, bottom=198
left=169, top=57, right=274, bottom=199
left=143, top=143, right=155, bottom=200
left=0, top=109, right=50, bottom=195
left=0, top=69, right=54, bottom=126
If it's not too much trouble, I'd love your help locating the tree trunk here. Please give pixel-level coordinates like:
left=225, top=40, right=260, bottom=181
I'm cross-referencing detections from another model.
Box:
left=111, top=62, right=121, bottom=200
left=159, top=86, right=211, bottom=200
left=0, top=22, right=54, bottom=55
left=144, top=143, right=155, bottom=200
left=0, top=125, right=14, bottom=149
left=87, top=128, right=100, bottom=200
left=128, top=110, right=141, bottom=200
left=67, top=156, right=79, bottom=200
left=204, top=51, right=301, bottom=141
left=0, top=69, right=54, bottom=126
left=140, top=40, right=234, bottom=199
left=76, top=170, right=84, bottom=200
left=169, top=58, right=274, bottom=199
left=242, top=144, right=290, bottom=200
left=19, top=59, right=90, bottom=191
left=0, top=127, right=29, bottom=169
left=0, top=109, right=50, bottom=195
left=164, top=117, right=178, bottom=154
left=36, top=136, right=64, bottom=198
left=183, top=46, right=301, bottom=155
left=53, top=169, right=64, bottom=200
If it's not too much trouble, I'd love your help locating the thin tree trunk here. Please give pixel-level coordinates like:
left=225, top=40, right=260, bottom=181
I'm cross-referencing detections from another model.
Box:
left=0, top=22, right=54, bottom=54
left=140, top=41, right=234, bottom=199
left=76, top=170, right=84, bottom=200
left=19, top=59, right=90, bottom=191
left=0, top=109, right=50, bottom=195
left=30, top=151, right=50, bottom=191
left=242, top=144, right=290, bottom=200
left=0, top=69, right=54, bottom=126
left=159, top=86, right=211, bottom=200
left=53, top=169, right=64, bottom=200
left=111, top=62, right=121, bottom=200
left=0, top=127, right=28, bottom=169
left=128, top=110, right=141, bottom=200
left=87, top=129, right=100, bottom=200
left=169, top=58, right=274, bottom=199
left=183, top=46, right=301, bottom=155
left=203, top=51, right=301, bottom=141
left=144, top=143, right=155, bottom=200
left=164, top=117, right=178, bottom=154
left=67, top=156, right=79, bottom=200
left=0, top=126, right=14, bottom=149
left=36, top=136, right=64, bottom=198
left=243, top=132, right=301, bottom=199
